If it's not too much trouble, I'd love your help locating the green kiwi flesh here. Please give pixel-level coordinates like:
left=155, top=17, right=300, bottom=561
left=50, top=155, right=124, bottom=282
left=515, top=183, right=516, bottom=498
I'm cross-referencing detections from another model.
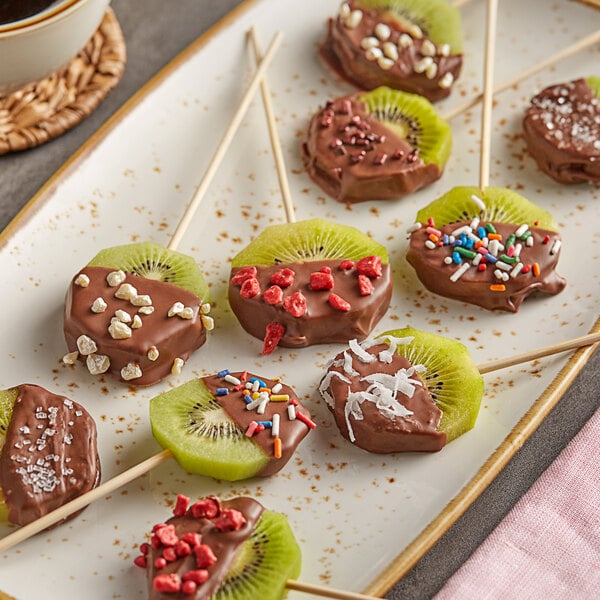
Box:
left=358, top=86, right=452, bottom=169
left=378, top=328, right=484, bottom=442
left=150, top=378, right=269, bottom=481
left=0, top=387, right=18, bottom=522
left=586, top=76, right=600, bottom=98
left=87, top=241, right=209, bottom=301
left=356, top=0, right=463, bottom=53
left=415, top=186, right=559, bottom=231
left=231, top=218, right=389, bottom=267
left=214, top=509, right=302, bottom=600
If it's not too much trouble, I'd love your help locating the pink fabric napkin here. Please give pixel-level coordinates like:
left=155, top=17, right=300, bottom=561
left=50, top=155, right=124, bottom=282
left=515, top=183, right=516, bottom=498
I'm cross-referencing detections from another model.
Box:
left=435, top=408, right=600, bottom=599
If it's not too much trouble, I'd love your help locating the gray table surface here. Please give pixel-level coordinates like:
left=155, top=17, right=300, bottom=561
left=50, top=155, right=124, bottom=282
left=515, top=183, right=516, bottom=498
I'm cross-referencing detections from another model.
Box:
left=1, top=1, right=598, bottom=598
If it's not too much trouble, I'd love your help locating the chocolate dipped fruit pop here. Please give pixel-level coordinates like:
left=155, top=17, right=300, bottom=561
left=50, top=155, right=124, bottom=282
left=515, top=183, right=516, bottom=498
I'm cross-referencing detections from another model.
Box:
left=321, top=0, right=463, bottom=102
left=406, top=187, right=566, bottom=312
left=150, top=370, right=315, bottom=481
left=0, top=384, right=100, bottom=526
left=523, top=76, right=600, bottom=185
left=63, top=242, right=213, bottom=386
left=228, top=218, right=392, bottom=354
left=302, top=86, right=452, bottom=203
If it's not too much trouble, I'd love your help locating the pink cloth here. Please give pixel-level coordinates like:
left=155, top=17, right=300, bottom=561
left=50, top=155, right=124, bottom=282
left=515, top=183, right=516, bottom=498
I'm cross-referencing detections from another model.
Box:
left=435, top=409, right=600, bottom=599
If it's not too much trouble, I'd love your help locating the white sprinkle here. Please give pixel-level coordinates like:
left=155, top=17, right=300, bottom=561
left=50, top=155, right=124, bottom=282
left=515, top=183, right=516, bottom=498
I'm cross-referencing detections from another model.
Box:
left=360, top=36, right=379, bottom=50
left=515, top=224, right=529, bottom=237
left=287, top=404, right=297, bottom=420
left=168, top=302, right=184, bottom=317
left=272, top=413, right=280, bottom=437
left=444, top=256, right=453, bottom=265
left=86, top=354, right=110, bottom=375
left=224, top=374, right=241, bottom=386
left=550, top=239, right=562, bottom=255
left=470, top=194, right=486, bottom=211
left=147, top=346, right=159, bottom=361
left=514, top=243, right=523, bottom=258
left=526, top=236, right=534, bottom=247
left=439, top=72, right=454, bottom=89
left=407, top=222, right=422, bottom=234
left=377, top=56, right=395, bottom=70
left=91, top=297, right=107, bottom=313
left=115, top=309, right=132, bottom=323
left=74, top=274, right=90, bottom=287
left=450, top=263, right=470, bottom=282
left=252, top=380, right=260, bottom=392
left=131, top=294, right=152, bottom=307
left=365, top=47, right=383, bottom=61
left=62, top=351, right=79, bottom=365
left=421, top=39, right=436, bottom=57
left=414, top=56, right=433, bottom=73
left=257, top=399, right=269, bottom=415
left=115, top=283, right=137, bottom=300
left=106, top=270, right=126, bottom=287
left=121, top=363, right=143, bottom=380
left=201, top=315, right=214, bottom=331
left=494, top=269, right=504, bottom=280
left=470, top=217, right=481, bottom=230
left=488, top=239, right=500, bottom=257
left=502, top=272, right=510, bottom=282
left=245, top=397, right=262, bottom=411
left=171, top=358, right=184, bottom=375
left=271, top=383, right=283, bottom=394
left=374, top=23, right=391, bottom=41
left=425, top=240, right=437, bottom=250
left=76, top=335, right=97, bottom=356
left=398, top=33, right=413, bottom=48
left=452, top=225, right=473, bottom=236
left=382, top=41, right=398, bottom=60
left=496, top=261, right=512, bottom=272
left=344, top=9, right=362, bottom=29
left=472, top=253, right=482, bottom=266
left=138, top=306, right=155, bottom=315
left=108, top=321, right=132, bottom=340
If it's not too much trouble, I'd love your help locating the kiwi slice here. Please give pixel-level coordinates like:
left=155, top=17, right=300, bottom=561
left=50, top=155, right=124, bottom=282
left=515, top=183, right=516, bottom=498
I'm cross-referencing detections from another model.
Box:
left=586, top=76, right=600, bottom=98
left=357, top=0, right=463, bottom=53
left=150, top=378, right=269, bottom=481
left=0, top=387, right=18, bottom=522
left=214, top=509, right=302, bottom=600
left=358, top=86, right=452, bottom=170
left=231, top=218, right=389, bottom=267
left=87, top=241, right=209, bottom=301
left=378, top=328, right=484, bottom=442
left=415, top=186, right=559, bottom=231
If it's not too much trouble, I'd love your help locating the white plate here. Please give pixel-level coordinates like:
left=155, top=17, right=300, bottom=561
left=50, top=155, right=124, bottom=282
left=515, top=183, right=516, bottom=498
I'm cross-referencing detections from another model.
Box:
left=1, top=0, right=599, bottom=597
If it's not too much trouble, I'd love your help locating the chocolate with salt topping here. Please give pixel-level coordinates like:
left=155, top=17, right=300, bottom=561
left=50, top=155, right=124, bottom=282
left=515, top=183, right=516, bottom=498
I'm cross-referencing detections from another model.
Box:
left=523, top=78, right=600, bottom=185
left=0, top=384, right=100, bottom=526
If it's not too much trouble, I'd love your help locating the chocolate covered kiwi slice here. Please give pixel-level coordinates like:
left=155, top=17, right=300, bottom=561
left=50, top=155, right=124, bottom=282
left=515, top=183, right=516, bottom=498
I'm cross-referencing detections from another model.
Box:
left=150, top=371, right=314, bottom=481
left=228, top=218, right=393, bottom=353
left=302, top=86, right=452, bottom=203
left=406, top=187, right=566, bottom=312
left=321, top=0, right=463, bottom=101
left=64, top=242, right=213, bottom=386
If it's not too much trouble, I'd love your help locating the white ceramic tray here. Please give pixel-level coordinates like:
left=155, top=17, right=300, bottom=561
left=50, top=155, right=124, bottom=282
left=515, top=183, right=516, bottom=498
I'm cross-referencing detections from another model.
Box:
left=0, top=0, right=599, bottom=597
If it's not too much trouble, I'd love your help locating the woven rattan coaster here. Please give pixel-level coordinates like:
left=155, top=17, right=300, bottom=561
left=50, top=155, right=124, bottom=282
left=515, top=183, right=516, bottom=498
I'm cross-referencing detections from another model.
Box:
left=0, top=8, right=126, bottom=155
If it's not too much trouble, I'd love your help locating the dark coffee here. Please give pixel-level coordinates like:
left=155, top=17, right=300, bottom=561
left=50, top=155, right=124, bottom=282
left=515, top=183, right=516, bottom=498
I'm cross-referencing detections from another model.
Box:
left=0, top=1, right=56, bottom=25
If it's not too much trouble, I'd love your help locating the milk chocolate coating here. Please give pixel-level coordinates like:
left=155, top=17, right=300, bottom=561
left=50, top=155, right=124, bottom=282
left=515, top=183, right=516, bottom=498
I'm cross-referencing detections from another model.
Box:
left=320, top=2, right=462, bottom=102
left=202, top=372, right=312, bottom=477
left=523, top=78, right=600, bottom=185
left=302, top=94, right=442, bottom=203
left=64, top=266, right=206, bottom=386
left=147, top=497, right=264, bottom=600
left=322, top=343, right=445, bottom=453
left=0, top=0, right=54, bottom=25
left=0, top=384, right=100, bottom=526
left=228, top=259, right=392, bottom=348
left=407, top=221, right=566, bottom=312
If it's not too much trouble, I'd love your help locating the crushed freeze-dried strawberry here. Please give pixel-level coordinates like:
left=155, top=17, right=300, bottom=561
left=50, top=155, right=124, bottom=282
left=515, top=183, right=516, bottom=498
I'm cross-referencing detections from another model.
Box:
left=263, top=285, right=283, bottom=305
left=175, top=540, right=192, bottom=557
left=163, top=547, right=178, bottom=562
left=240, top=277, right=261, bottom=298
left=263, top=322, right=285, bottom=355
left=214, top=508, right=247, bottom=532
left=182, top=569, right=209, bottom=584
left=231, top=266, right=257, bottom=286
left=153, top=573, right=182, bottom=593
left=270, top=267, right=295, bottom=287
left=320, top=265, right=332, bottom=274
left=328, top=293, right=351, bottom=311
left=339, top=259, right=355, bottom=270
left=191, top=496, right=220, bottom=519
left=194, top=544, right=217, bottom=569
left=283, top=291, right=307, bottom=317
left=356, top=256, right=382, bottom=278
left=310, top=271, right=334, bottom=290
left=357, top=274, right=373, bottom=296
left=133, top=555, right=147, bottom=568
left=155, top=523, right=178, bottom=547
left=173, top=494, right=190, bottom=517
left=181, top=532, right=202, bottom=548
left=139, top=542, right=150, bottom=555
left=181, top=580, right=197, bottom=595
left=154, top=557, right=167, bottom=569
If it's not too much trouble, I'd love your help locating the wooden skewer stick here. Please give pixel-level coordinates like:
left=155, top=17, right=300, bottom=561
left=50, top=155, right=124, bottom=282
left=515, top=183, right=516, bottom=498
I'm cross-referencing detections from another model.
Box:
left=443, top=28, right=600, bottom=122
left=248, top=27, right=296, bottom=224
left=167, top=30, right=283, bottom=251
left=0, top=329, right=597, bottom=555
left=478, top=0, right=498, bottom=189
left=574, top=0, right=600, bottom=10
left=285, top=580, right=381, bottom=599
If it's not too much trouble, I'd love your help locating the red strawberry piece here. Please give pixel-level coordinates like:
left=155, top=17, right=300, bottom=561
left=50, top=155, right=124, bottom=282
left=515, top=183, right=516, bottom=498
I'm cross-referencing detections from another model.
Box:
left=175, top=540, right=192, bottom=557
left=153, top=573, right=182, bottom=593
left=263, top=322, right=285, bottom=355
left=339, top=259, right=355, bottom=271
left=356, top=256, right=382, bottom=278
left=231, top=266, right=257, bottom=286
left=139, top=542, right=150, bottom=555
left=191, top=496, right=221, bottom=519
left=194, top=544, right=217, bottom=569
left=162, top=547, right=177, bottom=562
left=150, top=535, right=161, bottom=549
left=310, top=271, right=334, bottom=291
left=328, top=293, right=351, bottom=312
left=182, top=570, right=209, bottom=584
left=154, top=557, right=167, bottom=569
left=320, top=266, right=332, bottom=274
left=214, top=508, right=247, bottom=532
left=270, top=268, right=295, bottom=287
left=155, top=524, right=178, bottom=547
left=182, top=580, right=197, bottom=595
left=283, top=291, right=307, bottom=317
left=133, top=555, right=147, bottom=569
left=181, top=532, right=202, bottom=548
left=240, top=277, right=260, bottom=299
left=173, top=494, right=190, bottom=517
left=357, top=274, right=373, bottom=296
left=263, top=285, right=283, bottom=305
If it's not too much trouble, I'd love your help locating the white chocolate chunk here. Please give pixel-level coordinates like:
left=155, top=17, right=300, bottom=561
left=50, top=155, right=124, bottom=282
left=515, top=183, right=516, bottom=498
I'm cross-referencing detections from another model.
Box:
left=91, top=297, right=107, bottom=313
left=421, top=39, right=436, bottom=57
left=339, top=3, right=350, bottom=19
left=138, top=306, right=155, bottom=315
left=131, top=294, right=152, bottom=307
left=77, top=335, right=97, bottom=356
left=74, top=274, right=90, bottom=287
left=108, top=321, right=132, bottom=340
left=200, top=303, right=211, bottom=315
left=374, top=23, right=391, bottom=41
left=115, top=309, right=132, bottom=323
left=131, top=315, right=143, bottom=329
left=86, top=354, right=110, bottom=375
left=201, top=315, right=215, bottom=331
left=62, top=351, right=79, bottom=365
left=377, top=56, right=394, bottom=70
left=115, top=283, right=137, bottom=300
left=179, top=307, right=194, bottom=320
left=171, top=358, right=184, bottom=375
left=406, top=23, right=423, bottom=38
left=382, top=41, right=399, bottom=60
left=365, top=47, right=383, bottom=61
left=439, top=72, right=454, bottom=89
left=168, top=302, right=184, bottom=317
left=344, top=9, right=362, bottom=28
left=106, top=270, right=126, bottom=287
left=425, top=62, right=438, bottom=80
left=440, top=43, right=451, bottom=57
left=147, top=346, right=159, bottom=361
left=121, top=363, right=142, bottom=381
left=414, top=57, right=433, bottom=74
left=360, top=36, right=379, bottom=50
left=398, top=33, right=413, bottom=48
